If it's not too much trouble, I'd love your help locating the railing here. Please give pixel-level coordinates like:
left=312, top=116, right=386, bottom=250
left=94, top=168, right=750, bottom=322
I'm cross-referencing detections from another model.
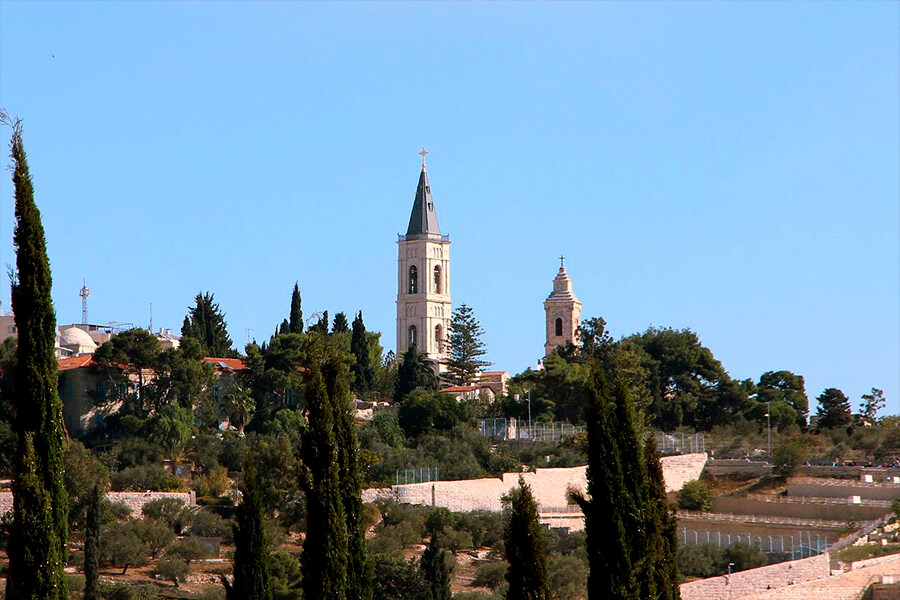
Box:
left=477, top=418, right=584, bottom=441
left=677, top=509, right=846, bottom=529
left=679, top=526, right=830, bottom=559
left=397, top=233, right=450, bottom=242
left=655, top=432, right=706, bottom=454
left=395, top=466, right=440, bottom=485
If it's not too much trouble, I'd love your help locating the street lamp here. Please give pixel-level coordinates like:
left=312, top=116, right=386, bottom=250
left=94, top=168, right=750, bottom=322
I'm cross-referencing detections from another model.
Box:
left=514, top=390, right=533, bottom=439
left=765, top=401, right=771, bottom=460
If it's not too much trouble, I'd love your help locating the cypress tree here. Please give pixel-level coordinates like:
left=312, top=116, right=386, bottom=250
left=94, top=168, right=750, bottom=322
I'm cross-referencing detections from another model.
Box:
left=278, top=319, right=290, bottom=336
left=419, top=530, right=453, bottom=600
left=229, top=461, right=272, bottom=600
left=4, top=114, right=69, bottom=600
left=573, top=364, right=633, bottom=600
left=289, top=282, right=303, bottom=334
left=332, top=312, right=350, bottom=334
left=324, top=353, right=373, bottom=600
left=644, top=436, right=681, bottom=600
left=83, top=485, right=102, bottom=600
left=301, top=362, right=348, bottom=599
left=503, top=477, right=551, bottom=600
left=351, top=311, right=374, bottom=395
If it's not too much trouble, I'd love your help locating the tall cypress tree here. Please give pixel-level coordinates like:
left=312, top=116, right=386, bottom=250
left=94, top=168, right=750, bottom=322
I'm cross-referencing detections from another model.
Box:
left=182, top=292, right=234, bottom=356
left=573, top=364, right=633, bottom=600
left=228, top=461, right=272, bottom=600
left=301, top=361, right=348, bottom=599
left=4, top=114, right=69, bottom=600
left=351, top=311, right=374, bottom=395
left=289, top=282, right=303, bottom=334
left=503, top=477, right=551, bottom=600
left=83, top=485, right=102, bottom=600
left=644, top=436, right=681, bottom=600
left=324, top=353, right=373, bottom=600
left=419, top=529, right=453, bottom=600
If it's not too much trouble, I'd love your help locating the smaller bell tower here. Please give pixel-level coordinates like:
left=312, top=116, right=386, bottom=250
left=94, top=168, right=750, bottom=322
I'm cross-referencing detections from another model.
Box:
left=544, top=256, right=582, bottom=356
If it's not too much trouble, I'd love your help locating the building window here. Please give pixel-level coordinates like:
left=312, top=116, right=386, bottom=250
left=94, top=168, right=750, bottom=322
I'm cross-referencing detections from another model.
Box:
left=435, top=324, right=443, bottom=352
left=555, top=318, right=563, bottom=336
left=409, top=325, right=418, bottom=348
left=433, top=265, right=442, bottom=294
left=409, top=265, right=418, bottom=294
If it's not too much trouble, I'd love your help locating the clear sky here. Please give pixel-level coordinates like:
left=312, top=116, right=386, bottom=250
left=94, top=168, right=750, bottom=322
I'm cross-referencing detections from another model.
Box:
left=1, top=2, right=897, bottom=415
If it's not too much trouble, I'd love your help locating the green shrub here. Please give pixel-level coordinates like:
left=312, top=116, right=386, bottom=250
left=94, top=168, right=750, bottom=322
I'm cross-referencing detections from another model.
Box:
left=190, top=510, right=230, bottom=539
left=678, top=543, right=726, bottom=577
left=472, top=560, right=508, bottom=589
left=111, top=464, right=185, bottom=492
left=774, top=439, right=806, bottom=476
left=677, top=480, right=712, bottom=512
left=167, top=536, right=209, bottom=564
left=155, top=556, right=190, bottom=587
left=141, top=497, right=192, bottom=534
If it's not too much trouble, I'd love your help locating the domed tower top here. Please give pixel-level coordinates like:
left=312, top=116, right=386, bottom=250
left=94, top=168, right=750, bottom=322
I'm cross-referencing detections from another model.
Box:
left=544, top=256, right=582, bottom=356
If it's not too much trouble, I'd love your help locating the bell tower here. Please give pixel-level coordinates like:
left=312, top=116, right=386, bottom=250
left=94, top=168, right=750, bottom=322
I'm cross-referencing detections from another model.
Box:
left=544, top=256, right=582, bottom=356
left=396, top=149, right=451, bottom=369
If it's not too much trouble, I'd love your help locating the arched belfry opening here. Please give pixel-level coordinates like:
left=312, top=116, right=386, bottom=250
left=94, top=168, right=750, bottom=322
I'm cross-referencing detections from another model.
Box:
left=433, top=265, right=442, bottom=294
left=409, top=265, right=418, bottom=294
left=555, top=318, right=563, bottom=337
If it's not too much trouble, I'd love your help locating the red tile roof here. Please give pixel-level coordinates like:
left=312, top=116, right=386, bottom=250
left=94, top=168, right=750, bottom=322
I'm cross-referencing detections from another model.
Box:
left=57, top=355, right=94, bottom=371
left=442, top=385, right=482, bottom=393
left=202, top=357, right=247, bottom=371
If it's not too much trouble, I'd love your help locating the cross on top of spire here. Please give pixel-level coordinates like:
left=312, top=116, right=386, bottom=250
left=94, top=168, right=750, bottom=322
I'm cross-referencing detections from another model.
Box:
left=559, top=255, right=566, bottom=268
left=419, top=147, right=428, bottom=169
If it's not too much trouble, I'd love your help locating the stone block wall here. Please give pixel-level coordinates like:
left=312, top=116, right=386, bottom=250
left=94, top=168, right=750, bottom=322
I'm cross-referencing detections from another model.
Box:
left=788, top=482, right=900, bottom=502
left=679, top=553, right=830, bottom=600
left=0, top=490, right=194, bottom=518
left=390, top=453, right=707, bottom=513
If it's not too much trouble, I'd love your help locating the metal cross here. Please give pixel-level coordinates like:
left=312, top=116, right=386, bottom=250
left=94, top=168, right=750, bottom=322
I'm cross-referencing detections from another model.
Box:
left=559, top=255, right=565, bottom=268
left=419, top=147, right=428, bottom=167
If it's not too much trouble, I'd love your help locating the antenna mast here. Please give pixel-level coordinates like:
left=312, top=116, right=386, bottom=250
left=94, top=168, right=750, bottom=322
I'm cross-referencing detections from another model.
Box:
left=79, top=280, right=91, bottom=324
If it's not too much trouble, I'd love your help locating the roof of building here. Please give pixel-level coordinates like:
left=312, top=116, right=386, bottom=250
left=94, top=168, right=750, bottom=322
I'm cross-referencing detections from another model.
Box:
left=201, top=357, right=247, bottom=371
left=59, top=326, right=98, bottom=350
left=58, top=354, right=94, bottom=371
left=405, top=166, right=442, bottom=237
left=442, top=385, right=493, bottom=393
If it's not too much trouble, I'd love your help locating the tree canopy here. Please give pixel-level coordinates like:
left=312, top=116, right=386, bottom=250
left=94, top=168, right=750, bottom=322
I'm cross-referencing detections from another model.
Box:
left=181, top=292, right=235, bottom=357
left=446, top=304, right=491, bottom=386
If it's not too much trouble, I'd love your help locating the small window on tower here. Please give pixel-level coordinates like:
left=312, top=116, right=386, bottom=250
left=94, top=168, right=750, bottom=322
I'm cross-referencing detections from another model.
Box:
left=409, top=266, right=418, bottom=294
left=434, top=265, right=442, bottom=294
left=555, top=318, right=563, bottom=337
left=409, top=325, right=418, bottom=348
left=435, top=324, right=443, bottom=352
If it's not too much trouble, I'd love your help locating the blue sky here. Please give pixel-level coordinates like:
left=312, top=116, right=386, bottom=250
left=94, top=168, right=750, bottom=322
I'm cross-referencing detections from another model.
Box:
left=1, top=2, right=897, bottom=415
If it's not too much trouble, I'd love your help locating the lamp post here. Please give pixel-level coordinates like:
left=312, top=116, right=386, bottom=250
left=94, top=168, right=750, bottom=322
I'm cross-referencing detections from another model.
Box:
left=766, top=401, right=771, bottom=460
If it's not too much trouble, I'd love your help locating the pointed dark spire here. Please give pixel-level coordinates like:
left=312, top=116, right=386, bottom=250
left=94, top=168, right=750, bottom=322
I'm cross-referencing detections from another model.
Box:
left=405, top=164, right=442, bottom=238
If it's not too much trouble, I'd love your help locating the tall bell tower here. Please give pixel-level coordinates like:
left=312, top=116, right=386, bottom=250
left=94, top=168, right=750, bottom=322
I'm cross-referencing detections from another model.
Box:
left=396, top=149, right=451, bottom=369
left=544, top=256, right=582, bottom=356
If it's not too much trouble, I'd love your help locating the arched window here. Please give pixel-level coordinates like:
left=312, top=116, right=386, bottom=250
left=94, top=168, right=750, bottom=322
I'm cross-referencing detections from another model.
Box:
left=408, top=325, right=418, bottom=348
left=435, top=324, right=443, bottom=352
left=555, top=318, right=563, bottom=336
left=433, top=265, right=442, bottom=294
left=408, top=265, right=418, bottom=294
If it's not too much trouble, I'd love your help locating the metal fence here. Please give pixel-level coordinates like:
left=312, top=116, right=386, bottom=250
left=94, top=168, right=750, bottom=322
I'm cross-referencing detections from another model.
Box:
left=679, top=527, right=829, bottom=560
left=395, top=467, right=440, bottom=485
left=477, top=418, right=584, bottom=441
left=656, top=432, right=706, bottom=454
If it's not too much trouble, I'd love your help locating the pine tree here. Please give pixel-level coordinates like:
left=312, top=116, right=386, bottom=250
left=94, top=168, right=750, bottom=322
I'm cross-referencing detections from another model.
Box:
left=816, top=387, right=852, bottom=429
left=446, top=303, right=491, bottom=385
left=228, top=461, right=272, bottom=600
left=351, top=311, right=374, bottom=395
left=4, top=113, right=69, bottom=600
left=301, top=362, right=348, bottom=599
left=278, top=319, right=290, bottom=336
left=420, top=530, right=453, bottom=600
left=182, top=292, right=234, bottom=357
left=83, top=485, right=102, bottom=600
left=504, top=477, right=551, bottom=600
left=644, top=436, right=681, bottom=600
left=332, top=312, right=350, bottom=334
left=324, top=353, right=373, bottom=600
left=289, top=282, right=303, bottom=334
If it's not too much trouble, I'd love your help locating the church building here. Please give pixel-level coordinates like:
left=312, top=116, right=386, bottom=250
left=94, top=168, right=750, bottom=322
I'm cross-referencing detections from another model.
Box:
left=396, top=150, right=451, bottom=370
left=544, top=258, right=582, bottom=356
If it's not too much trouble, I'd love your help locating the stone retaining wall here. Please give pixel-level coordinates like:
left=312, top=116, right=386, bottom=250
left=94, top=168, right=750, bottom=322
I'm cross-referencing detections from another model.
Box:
left=711, top=496, right=890, bottom=522
left=679, top=553, right=830, bottom=600
left=788, top=482, right=900, bottom=502
left=391, top=453, right=706, bottom=513
left=0, top=490, right=194, bottom=517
